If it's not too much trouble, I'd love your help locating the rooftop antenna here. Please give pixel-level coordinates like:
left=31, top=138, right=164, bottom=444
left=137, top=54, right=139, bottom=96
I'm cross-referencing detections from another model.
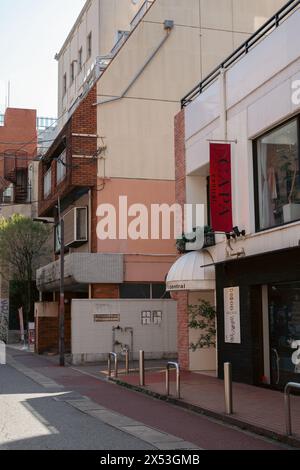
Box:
left=7, top=81, right=10, bottom=108
left=4, top=81, right=10, bottom=110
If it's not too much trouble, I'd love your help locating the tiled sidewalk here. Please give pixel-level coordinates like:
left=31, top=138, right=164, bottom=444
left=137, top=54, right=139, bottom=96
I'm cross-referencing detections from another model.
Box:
left=112, top=368, right=300, bottom=445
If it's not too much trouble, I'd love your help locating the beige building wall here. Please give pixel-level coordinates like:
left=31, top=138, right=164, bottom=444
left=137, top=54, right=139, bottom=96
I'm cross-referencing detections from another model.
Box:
left=96, top=0, right=286, bottom=182
left=57, top=0, right=145, bottom=125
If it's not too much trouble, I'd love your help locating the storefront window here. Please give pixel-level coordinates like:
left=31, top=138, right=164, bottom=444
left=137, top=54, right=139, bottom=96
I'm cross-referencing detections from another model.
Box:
left=269, top=282, right=300, bottom=388
left=255, top=119, right=300, bottom=230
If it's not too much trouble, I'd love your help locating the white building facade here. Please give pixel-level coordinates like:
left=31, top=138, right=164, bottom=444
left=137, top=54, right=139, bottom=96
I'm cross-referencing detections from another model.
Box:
left=170, top=1, right=300, bottom=389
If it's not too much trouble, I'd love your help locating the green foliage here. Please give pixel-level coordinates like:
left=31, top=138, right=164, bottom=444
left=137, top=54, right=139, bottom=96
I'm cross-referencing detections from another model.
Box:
left=188, top=300, right=216, bottom=351
left=0, top=214, right=51, bottom=281
left=176, top=226, right=215, bottom=254
left=0, top=215, right=51, bottom=327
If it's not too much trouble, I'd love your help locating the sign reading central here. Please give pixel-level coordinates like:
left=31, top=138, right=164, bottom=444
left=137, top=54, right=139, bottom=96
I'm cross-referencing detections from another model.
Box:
left=210, top=143, right=233, bottom=233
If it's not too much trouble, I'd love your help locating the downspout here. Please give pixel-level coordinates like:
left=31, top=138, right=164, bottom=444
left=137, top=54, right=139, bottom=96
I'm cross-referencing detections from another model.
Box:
left=88, top=188, right=92, bottom=299
left=94, top=20, right=174, bottom=107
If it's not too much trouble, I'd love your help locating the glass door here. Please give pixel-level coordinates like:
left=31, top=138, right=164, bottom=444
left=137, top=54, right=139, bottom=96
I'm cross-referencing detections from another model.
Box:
left=269, top=283, right=300, bottom=389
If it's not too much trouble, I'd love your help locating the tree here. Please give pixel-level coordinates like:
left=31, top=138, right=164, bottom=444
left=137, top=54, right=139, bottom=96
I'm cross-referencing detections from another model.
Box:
left=0, top=215, right=51, bottom=328
left=188, top=300, right=217, bottom=351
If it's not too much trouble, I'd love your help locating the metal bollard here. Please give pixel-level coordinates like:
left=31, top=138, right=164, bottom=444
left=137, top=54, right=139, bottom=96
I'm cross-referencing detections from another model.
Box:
left=166, top=362, right=181, bottom=399
left=125, top=349, right=129, bottom=375
left=284, top=382, right=300, bottom=436
left=224, top=362, right=233, bottom=415
left=139, top=350, right=145, bottom=386
left=108, top=352, right=118, bottom=378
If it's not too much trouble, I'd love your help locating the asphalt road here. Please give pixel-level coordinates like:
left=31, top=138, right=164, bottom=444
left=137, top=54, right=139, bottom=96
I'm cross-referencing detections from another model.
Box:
left=0, top=351, right=293, bottom=451
left=0, top=364, right=154, bottom=450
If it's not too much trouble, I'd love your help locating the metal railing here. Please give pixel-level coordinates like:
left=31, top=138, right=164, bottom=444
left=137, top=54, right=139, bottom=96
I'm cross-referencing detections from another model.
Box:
left=181, top=0, right=300, bottom=108
left=166, top=362, right=180, bottom=399
left=37, top=117, right=57, bottom=130
left=108, top=352, right=118, bottom=378
left=284, top=382, right=300, bottom=436
left=130, top=1, right=154, bottom=30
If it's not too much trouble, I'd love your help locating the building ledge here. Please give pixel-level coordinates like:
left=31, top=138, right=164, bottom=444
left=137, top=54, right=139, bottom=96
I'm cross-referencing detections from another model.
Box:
left=37, top=253, right=124, bottom=292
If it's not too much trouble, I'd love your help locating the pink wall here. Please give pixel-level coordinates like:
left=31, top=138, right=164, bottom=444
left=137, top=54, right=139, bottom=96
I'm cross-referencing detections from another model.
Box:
left=96, top=178, right=177, bottom=282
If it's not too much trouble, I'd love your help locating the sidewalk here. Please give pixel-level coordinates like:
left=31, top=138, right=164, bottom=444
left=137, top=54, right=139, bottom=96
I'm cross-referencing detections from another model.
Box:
left=109, top=366, right=300, bottom=447
left=4, top=346, right=296, bottom=449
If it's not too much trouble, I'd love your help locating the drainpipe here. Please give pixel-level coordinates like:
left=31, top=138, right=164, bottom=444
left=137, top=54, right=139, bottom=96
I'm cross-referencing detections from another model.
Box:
left=88, top=188, right=92, bottom=299
left=94, top=20, right=174, bottom=107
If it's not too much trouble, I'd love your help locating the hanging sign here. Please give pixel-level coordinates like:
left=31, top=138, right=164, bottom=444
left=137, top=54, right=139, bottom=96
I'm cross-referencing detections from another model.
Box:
left=210, top=143, right=233, bottom=233
left=224, top=287, right=241, bottom=344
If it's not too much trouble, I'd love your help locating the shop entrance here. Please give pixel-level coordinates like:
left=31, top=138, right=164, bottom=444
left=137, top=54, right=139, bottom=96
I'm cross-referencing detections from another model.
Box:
left=269, top=282, right=300, bottom=389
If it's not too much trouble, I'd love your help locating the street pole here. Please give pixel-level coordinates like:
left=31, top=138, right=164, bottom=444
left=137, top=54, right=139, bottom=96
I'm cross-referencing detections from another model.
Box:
left=58, top=197, right=65, bottom=367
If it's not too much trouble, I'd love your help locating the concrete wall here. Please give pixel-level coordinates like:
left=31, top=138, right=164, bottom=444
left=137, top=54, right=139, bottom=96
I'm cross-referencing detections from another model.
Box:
left=97, top=0, right=285, bottom=182
left=71, top=298, right=177, bottom=364
left=184, top=5, right=300, bottom=264
left=57, top=0, right=145, bottom=125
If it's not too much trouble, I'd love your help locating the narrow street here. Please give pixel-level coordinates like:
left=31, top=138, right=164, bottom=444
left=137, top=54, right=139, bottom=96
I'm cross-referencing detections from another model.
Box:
left=0, top=363, right=154, bottom=450
left=0, top=348, right=291, bottom=451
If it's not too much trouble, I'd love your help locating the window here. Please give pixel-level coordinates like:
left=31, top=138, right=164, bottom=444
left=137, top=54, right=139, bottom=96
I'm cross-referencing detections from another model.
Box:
left=70, top=62, right=75, bottom=85
left=120, top=284, right=150, bottom=299
left=254, top=118, right=300, bottom=231
left=43, top=168, right=52, bottom=198
left=120, top=283, right=170, bottom=299
left=78, top=47, right=83, bottom=72
left=56, top=150, right=67, bottom=184
left=76, top=207, right=88, bottom=241
left=63, top=73, right=67, bottom=96
left=87, top=32, right=92, bottom=59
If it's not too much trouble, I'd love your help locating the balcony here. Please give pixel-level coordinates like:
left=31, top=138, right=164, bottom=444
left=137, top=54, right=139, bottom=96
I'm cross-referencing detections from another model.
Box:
left=36, top=253, right=124, bottom=292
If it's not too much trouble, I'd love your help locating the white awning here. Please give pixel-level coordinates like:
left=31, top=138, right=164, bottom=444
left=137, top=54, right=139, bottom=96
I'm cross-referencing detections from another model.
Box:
left=166, top=251, right=215, bottom=292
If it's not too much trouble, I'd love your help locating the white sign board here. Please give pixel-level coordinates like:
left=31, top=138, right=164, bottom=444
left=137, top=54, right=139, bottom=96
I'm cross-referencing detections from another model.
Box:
left=224, top=287, right=241, bottom=344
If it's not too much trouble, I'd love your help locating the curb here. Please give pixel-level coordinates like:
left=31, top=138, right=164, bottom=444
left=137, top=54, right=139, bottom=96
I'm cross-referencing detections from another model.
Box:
left=109, top=377, right=300, bottom=449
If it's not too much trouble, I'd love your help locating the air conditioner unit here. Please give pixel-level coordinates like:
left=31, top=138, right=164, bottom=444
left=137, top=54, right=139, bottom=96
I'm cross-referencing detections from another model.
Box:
left=63, top=207, right=88, bottom=248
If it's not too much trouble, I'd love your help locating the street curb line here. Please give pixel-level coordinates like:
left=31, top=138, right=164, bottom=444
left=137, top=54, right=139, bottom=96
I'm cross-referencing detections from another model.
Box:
left=110, top=377, right=300, bottom=449
left=6, top=355, right=64, bottom=390
left=5, top=353, right=200, bottom=451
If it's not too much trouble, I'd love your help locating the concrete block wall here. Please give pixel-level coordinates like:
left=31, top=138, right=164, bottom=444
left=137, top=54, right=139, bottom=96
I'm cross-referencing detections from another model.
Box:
left=71, top=299, right=177, bottom=364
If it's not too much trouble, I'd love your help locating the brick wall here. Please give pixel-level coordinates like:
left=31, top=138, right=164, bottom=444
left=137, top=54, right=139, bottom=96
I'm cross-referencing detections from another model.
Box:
left=92, top=284, right=120, bottom=299
left=0, top=108, right=37, bottom=189
left=35, top=316, right=59, bottom=354
left=174, top=109, right=190, bottom=370
left=38, top=85, right=97, bottom=217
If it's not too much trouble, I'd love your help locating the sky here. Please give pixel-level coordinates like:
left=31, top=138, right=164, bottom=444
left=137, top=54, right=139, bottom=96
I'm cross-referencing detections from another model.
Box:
left=0, top=0, right=86, bottom=118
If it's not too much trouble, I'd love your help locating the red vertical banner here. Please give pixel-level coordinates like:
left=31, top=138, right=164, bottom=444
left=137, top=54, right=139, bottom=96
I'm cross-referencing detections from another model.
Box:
left=210, top=143, right=233, bottom=233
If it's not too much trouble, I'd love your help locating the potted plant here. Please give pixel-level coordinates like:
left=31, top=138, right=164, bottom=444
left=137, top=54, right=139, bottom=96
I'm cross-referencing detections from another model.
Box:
left=176, top=226, right=215, bottom=254
left=188, top=301, right=216, bottom=351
